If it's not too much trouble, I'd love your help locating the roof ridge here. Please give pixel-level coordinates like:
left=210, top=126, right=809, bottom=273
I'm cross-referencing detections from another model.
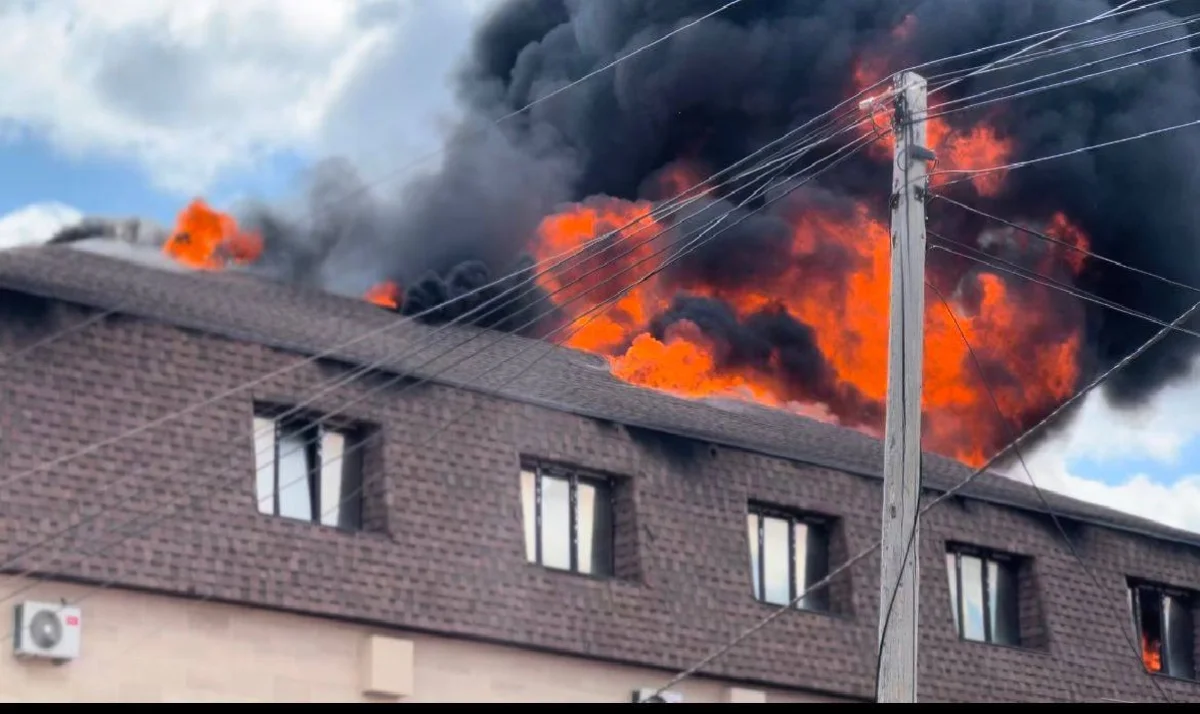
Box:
left=2, top=243, right=1197, bottom=548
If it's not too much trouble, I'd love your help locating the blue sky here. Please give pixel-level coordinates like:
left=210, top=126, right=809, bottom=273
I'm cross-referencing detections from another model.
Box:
left=0, top=135, right=309, bottom=226
left=0, top=0, right=1197, bottom=533
left=1069, top=437, right=1200, bottom=487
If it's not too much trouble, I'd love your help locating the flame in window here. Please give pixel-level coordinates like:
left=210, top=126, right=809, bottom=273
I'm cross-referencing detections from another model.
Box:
left=1141, top=631, right=1163, bottom=673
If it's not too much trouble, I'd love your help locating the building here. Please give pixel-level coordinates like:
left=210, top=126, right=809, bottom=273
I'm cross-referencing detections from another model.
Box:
left=0, top=241, right=1197, bottom=703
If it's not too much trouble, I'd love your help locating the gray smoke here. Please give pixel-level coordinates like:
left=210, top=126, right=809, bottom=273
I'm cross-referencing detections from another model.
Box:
left=48, top=0, right=1200, bottom=457
left=259, top=0, right=1200, bottom=451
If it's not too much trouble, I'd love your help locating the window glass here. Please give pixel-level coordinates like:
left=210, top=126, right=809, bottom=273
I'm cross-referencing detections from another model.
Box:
left=801, top=524, right=830, bottom=612
left=520, top=469, right=537, bottom=562
left=318, top=429, right=345, bottom=527
left=989, top=559, right=1020, bottom=646
left=253, top=416, right=276, bottom=515
left=276, top=427, right=313, bottom=521
left=1165, top=594, right=1195, bottom=679
left=761, top=515, right=790, bottom=606
left=540, top=475, right=571, bottom=570
left=946, top=553, right=960, bottom=634
left=578, top=480, right=613, bottom=576
left=1137, top=587, right=1165, bottom=673
left=747, top=514, right=760, bottom=599
left=959, top=555, right=986, bottom=642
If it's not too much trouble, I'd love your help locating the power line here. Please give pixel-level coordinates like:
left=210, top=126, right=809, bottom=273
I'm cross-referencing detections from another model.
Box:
left=925, top=0, right=1176, bottom=99
left=0, top=132, right=887, bottom=635
left=648, top=291, right=1200, bottom=702
left=1, top=127, right=876, bottom=570
left=5, top=0, right=1155, bottom=376
left=0, top=130, right=841, bottom=579
left=875, top=4, right=1192, bottom=690
left=9, top=0, right=1164, bottom=377
left=931, top=195, right=1200, bottom=295
left=912, top=0, right=1182, bottom=83
left=0, top=105, right=869, bottom=495
left=0, top=307, right=115, bottom=365
left=926, top=234, right=1200, bottom=340
left=932, top=116, right=1200, bottom=188
left=285, top=0, right=762, bottom=223
left=300, top=0, right=1177, bottom=234
left=922, top=39, right=1200, bottom=123
left=8, top=0, right=1174, bottom=473
left=877, top=97, right=1200, bottom=673
left=10, top=0, right=1194, bottom=686
left=925, top=279, right=1173, bottom=703
left=0, top=0, right=788, bottom=465
left=0, top=62, right=889, bottom=592
left=924, top=11, right=1200, bottom=86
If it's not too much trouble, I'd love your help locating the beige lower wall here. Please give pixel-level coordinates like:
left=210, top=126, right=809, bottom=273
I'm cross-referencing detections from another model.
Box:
left=0, top=577, right=848, bottom=703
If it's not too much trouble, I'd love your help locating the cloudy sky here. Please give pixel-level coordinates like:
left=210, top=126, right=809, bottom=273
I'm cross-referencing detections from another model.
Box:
left=0, top=0, right=1198, bottom=535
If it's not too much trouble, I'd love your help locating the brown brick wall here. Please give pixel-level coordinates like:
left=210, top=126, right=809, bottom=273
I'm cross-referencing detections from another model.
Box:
left=1, top=304, right=1200, bottom=702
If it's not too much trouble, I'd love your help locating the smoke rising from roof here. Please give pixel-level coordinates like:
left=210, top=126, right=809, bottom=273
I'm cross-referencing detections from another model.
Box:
left=256, top=0, right=1200, bottom=433
left=312, top=1, right=1199, bottom=401
left=52, top=0, right=1200, bottom=458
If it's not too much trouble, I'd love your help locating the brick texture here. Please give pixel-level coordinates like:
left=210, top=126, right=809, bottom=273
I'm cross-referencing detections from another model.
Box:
left=1, top=248, right=1200, bottom=701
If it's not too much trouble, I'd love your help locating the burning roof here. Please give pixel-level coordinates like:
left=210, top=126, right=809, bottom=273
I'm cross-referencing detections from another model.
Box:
left=37, top=1, right=1200, bottom=476
left=0, top=242, right=1197, bottom=549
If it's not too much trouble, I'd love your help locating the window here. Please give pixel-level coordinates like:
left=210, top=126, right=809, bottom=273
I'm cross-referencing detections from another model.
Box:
left=253, top=410, right=364, bottom=530
left=1131, top=582, right=1195, bottom=679
left=746, top=505, right=831, bottom=612
left=520, top=463, right=614, bottom=577
left=945, top=546, right=1020, bottom=646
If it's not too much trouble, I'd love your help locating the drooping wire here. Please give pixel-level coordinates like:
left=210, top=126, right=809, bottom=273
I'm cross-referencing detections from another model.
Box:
left=925, top=278, right=1173, bottom=703
left=931, top=117, right=1200, bottom=189
left=931, top=195, right=1200, bottom=296
left=924, top=0, right=1175, bottom=100
left=0, top=105, right=873, bottom=494
left=922, top=39, right=1200, bottom=123
left=922, top=11, right=1200, bottom=86
left=927, top=234, right=1200, bottom=339
left=648, top=290, right=1200, bottom=701
left=0, top=130, right=888, bottom=621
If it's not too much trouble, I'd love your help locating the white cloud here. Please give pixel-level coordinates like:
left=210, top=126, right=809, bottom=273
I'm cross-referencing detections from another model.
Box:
left=0, top=0, right=451, bottom=195
left=1017, top=374, right=1200, bottom=534
left=0, top=201, right=82, bottom=249
left=315, top=1, right=485, bottom=183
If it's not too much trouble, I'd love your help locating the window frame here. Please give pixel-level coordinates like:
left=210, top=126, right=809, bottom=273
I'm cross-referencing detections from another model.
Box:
left=523, top=462, right=616, bottom=577
left=945, top=544, right=1021, bottom=647
left=253, top=406, right=365, bottom=531
left=746, top=503, right=831, bottom=613
left=1130, top=580, right=1196, bottom=680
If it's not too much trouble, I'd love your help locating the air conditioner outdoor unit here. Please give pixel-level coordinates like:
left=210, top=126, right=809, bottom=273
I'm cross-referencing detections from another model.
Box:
left=12, top=601, right=82, bottom=662
left=632, top=688, right=684, bottom=703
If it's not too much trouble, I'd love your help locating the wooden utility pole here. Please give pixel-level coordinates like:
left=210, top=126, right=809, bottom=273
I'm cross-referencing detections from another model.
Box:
left=875, top=71, right=929, bottom=704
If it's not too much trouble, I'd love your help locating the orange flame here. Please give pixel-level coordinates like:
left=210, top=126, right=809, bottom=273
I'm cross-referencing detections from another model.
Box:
left=527, top=18, right=1089, bottom=467
left=854, top=62, right=1013, bottom=197
left=1142, top=632, right=1163, bottom=672
left=163, top=200, right=405, bottom=312
left=532, top=198, right=670, bottom=355
left=365, top=282, right=402, bottom=310
left=532, top=197, right=1086, bottom=466
left=163, top=199, right=263, bottom=270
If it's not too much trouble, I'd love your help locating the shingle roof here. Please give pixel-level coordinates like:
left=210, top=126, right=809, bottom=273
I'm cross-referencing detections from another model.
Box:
left=1, top=241, right=1196, bottom=549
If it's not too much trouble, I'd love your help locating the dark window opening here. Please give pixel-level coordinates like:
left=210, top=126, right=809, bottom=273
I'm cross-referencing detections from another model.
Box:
left=253, top=410, right=364, bottom=530
left=520, top=463, right=615, bottom=577
left=746, top=505, right=831, bottom=612
left=946, top=546, right=1020, bottom=646
left=1131, top=583, right=1195, bottom=679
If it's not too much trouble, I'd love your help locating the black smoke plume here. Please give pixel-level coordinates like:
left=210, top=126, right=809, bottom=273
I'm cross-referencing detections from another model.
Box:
left=211, top=1, right=1200, bottom=452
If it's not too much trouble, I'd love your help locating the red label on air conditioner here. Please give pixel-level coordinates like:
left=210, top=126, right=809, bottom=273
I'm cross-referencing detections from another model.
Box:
left=65, top=615, right=79, bottom=626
